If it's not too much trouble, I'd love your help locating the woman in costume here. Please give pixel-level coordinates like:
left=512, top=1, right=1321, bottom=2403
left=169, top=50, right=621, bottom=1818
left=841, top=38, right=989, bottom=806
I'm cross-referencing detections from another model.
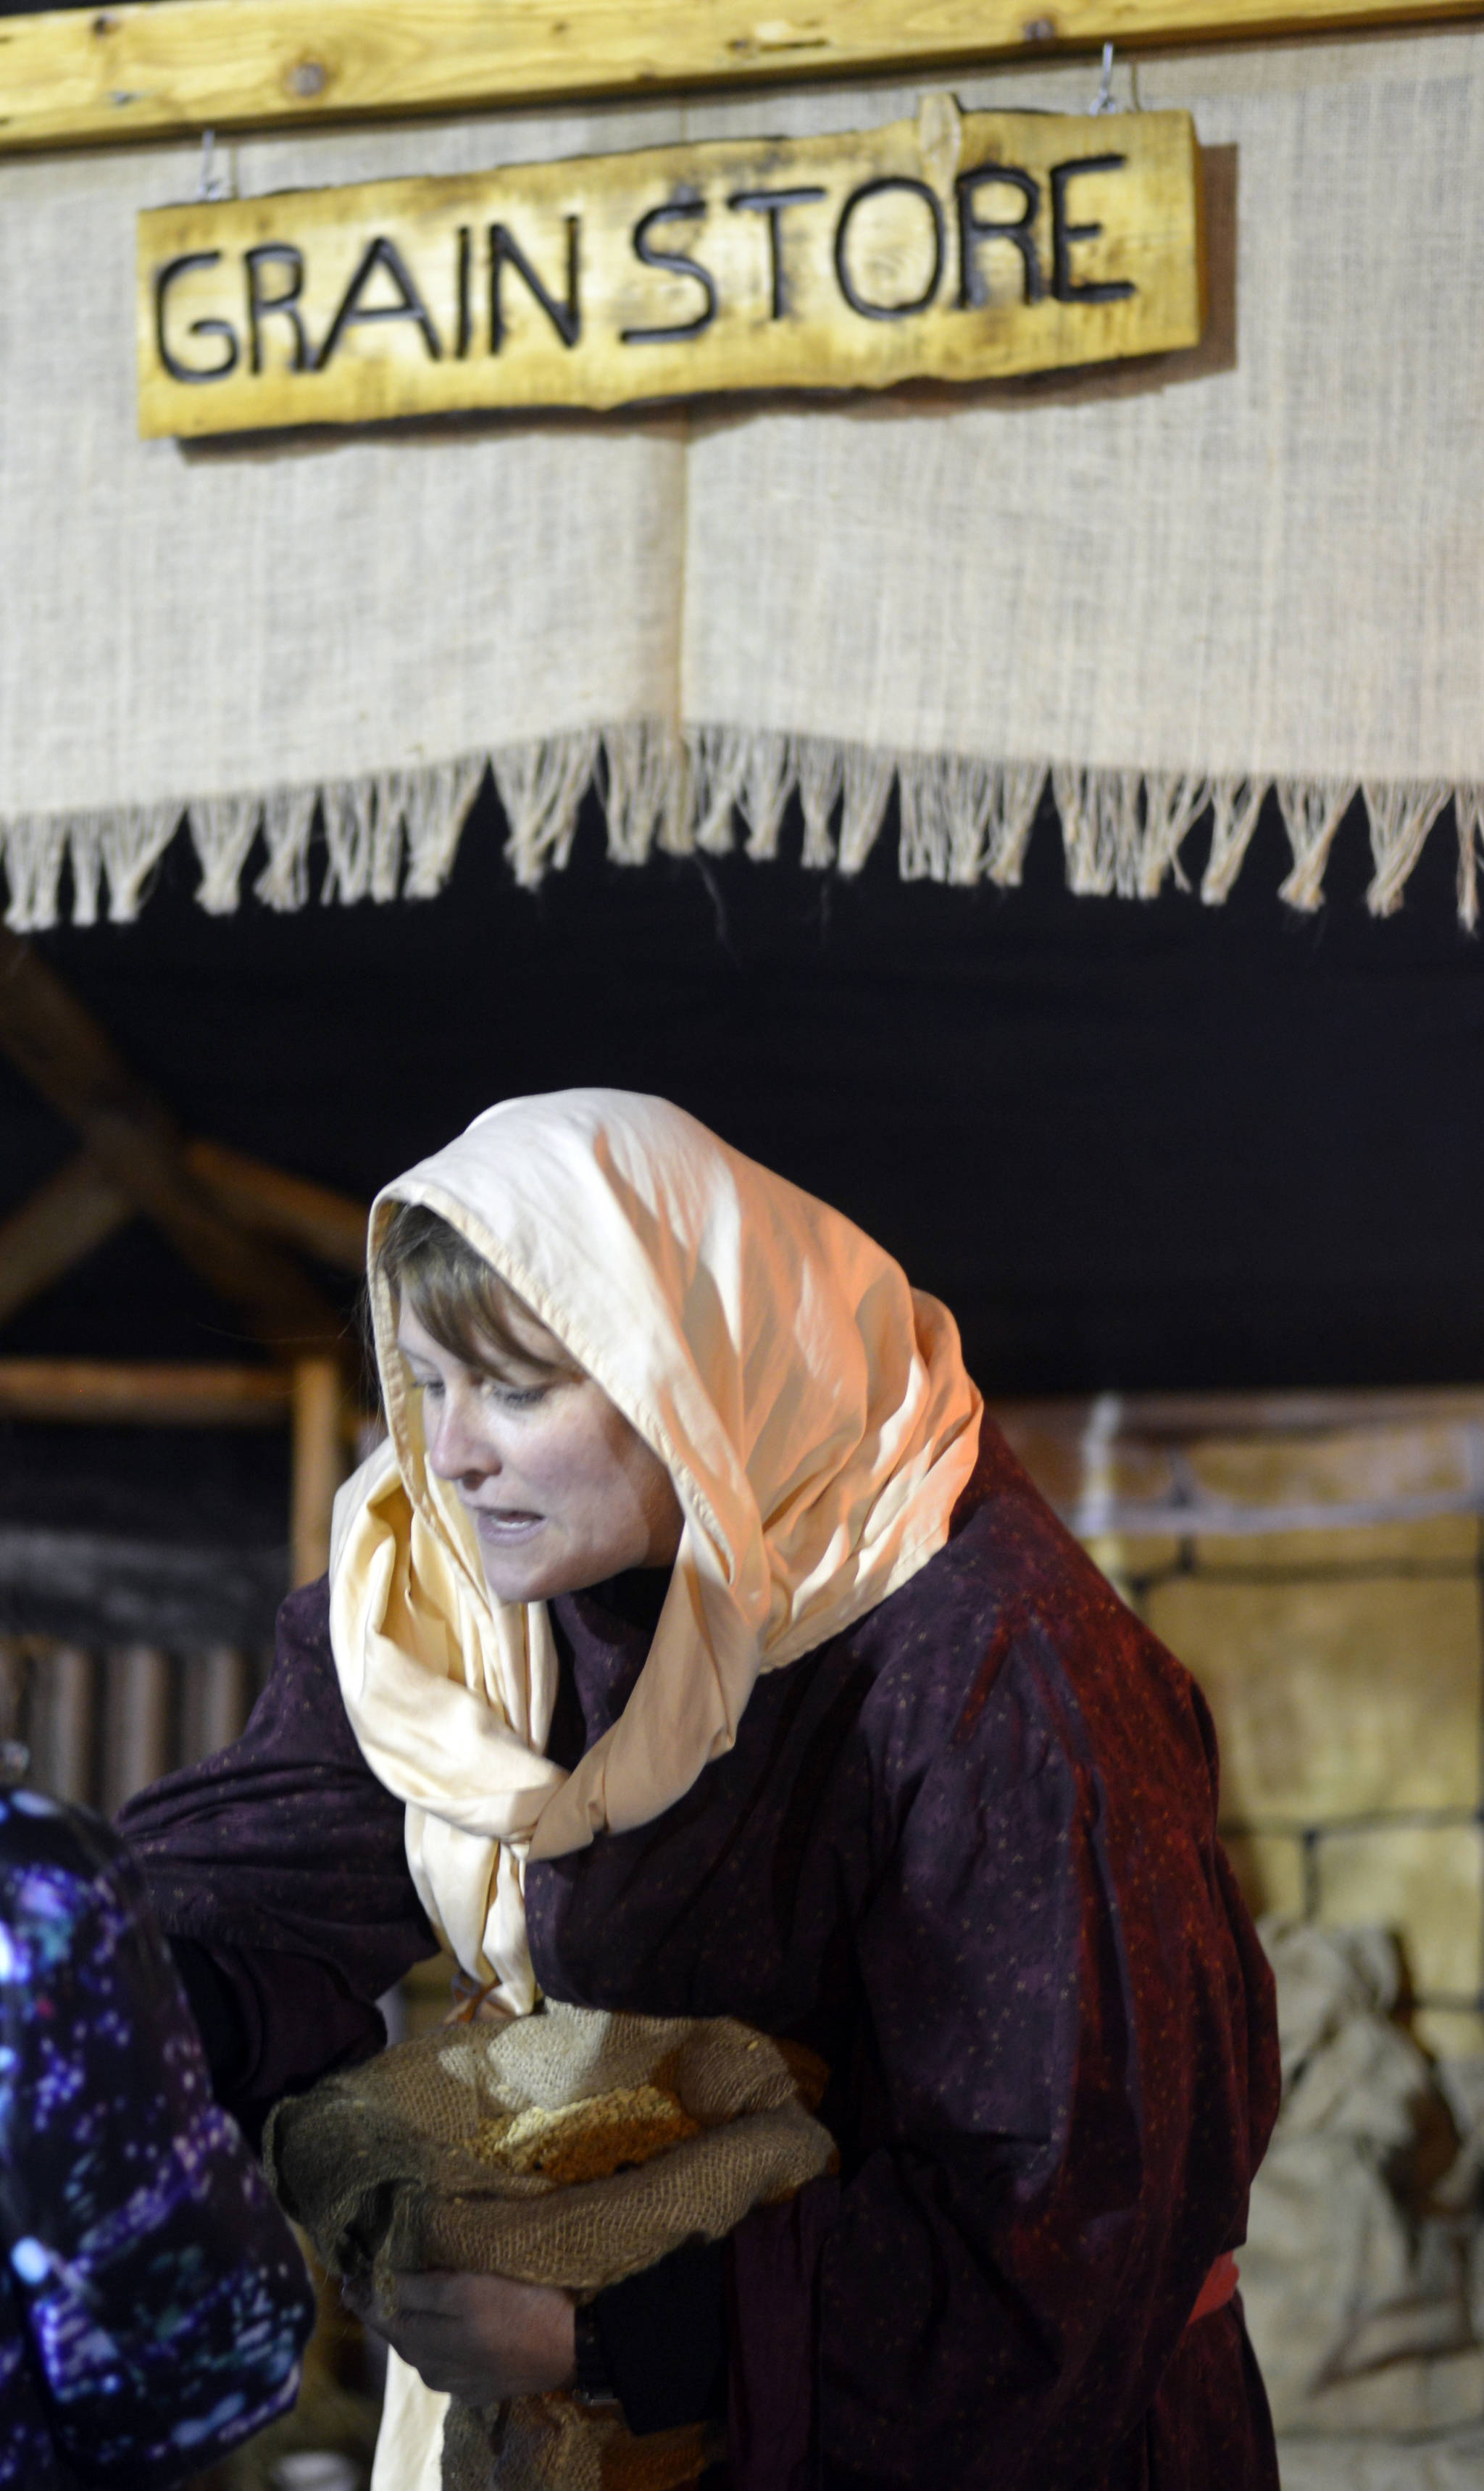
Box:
left=0, top=1778, right=314, bottom=2489
left=121, top=1087, right=1280, bottom=2489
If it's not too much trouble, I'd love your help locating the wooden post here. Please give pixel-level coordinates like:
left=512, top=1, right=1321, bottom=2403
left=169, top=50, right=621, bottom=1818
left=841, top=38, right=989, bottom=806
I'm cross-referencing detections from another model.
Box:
left=0, top=1642, right=24, bottom=1748
left=27, top=1645, right=97, bottom=1806
left=180, top=1644, right=251, bottom=1766
left=101, top=1644, right=171, bottom=1816
left=291, top=1356, right=348, bottom=1589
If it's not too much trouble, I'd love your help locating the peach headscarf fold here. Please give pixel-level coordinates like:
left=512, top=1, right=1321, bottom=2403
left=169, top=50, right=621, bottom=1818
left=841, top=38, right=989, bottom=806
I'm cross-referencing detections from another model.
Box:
left=329, top=1089, right=983, bottom=2014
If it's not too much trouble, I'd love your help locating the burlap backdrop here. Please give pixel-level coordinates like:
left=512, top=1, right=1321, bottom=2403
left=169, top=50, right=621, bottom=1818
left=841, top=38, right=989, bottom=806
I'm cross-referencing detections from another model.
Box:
left=3, top=30, right=1482, bottom=923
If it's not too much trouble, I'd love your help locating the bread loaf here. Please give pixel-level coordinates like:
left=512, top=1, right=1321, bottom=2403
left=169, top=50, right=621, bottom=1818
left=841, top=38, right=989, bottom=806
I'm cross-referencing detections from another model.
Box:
left=470, top=2077, right=702, bottom=2188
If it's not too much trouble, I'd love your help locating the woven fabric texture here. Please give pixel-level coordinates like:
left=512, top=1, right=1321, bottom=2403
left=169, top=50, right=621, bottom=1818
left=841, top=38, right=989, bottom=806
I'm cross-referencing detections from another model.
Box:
left=264, top=2001, right=833, bottom=2491
left=2, top=33, right=1482, bottom=919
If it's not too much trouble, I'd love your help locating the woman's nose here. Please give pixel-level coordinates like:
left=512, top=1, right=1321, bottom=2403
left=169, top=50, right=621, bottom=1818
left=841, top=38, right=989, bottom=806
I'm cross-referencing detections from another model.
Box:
left=425, top=1389, right=499, bottom=1481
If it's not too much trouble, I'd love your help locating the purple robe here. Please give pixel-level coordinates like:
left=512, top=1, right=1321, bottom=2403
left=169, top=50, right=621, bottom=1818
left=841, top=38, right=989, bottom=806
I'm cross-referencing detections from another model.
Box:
left=120, top=1418, right=1280, bottom=2490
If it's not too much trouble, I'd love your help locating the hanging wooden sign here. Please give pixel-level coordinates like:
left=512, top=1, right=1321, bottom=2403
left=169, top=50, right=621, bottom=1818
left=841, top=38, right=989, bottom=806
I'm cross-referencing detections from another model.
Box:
left=136, top=98, right=1204, bottom=439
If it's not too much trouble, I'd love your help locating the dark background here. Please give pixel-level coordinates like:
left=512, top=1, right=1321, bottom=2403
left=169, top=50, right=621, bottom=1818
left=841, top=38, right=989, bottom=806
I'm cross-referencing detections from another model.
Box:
left=4, top=774, right=1479, bottom=1393
left=0, top=773, right=1479, bottom=1611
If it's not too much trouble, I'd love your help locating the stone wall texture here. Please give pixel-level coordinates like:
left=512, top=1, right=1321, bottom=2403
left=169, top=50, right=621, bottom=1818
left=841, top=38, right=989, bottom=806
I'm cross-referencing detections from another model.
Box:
left=1001, top=1392, right=1484, bottom=2060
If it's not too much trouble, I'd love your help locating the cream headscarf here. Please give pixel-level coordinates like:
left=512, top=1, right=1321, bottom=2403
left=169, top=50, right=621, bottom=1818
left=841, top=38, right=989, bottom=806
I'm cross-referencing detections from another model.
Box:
left=330, top=1088, right=983, bottom=2016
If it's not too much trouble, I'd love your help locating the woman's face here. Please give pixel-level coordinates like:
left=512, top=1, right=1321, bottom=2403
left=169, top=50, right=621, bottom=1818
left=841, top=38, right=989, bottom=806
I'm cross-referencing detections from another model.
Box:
left=395, top=1300, right=683, bottom=1605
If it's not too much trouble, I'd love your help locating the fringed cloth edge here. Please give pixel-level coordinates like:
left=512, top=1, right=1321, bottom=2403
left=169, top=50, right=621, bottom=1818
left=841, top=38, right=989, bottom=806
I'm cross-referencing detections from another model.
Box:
left=4, top=728, right=1480, bottom=931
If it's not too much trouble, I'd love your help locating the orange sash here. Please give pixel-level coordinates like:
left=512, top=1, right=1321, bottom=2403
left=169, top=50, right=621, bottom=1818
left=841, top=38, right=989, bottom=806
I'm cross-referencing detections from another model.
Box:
left=1187, top=2253, right=1240, bottom=2327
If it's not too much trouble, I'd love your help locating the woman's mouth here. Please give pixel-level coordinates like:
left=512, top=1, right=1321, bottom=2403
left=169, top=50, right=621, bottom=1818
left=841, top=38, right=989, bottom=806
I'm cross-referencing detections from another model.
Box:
left=473, top=1508, right=547, bottom=1545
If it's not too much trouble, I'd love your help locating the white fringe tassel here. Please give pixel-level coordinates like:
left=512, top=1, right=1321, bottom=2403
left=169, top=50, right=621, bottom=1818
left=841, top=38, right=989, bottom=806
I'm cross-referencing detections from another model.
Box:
left=599, top=723, right=689, bottom=867
left=899, top=757, right=1053, bottom=888
left=191, top=794, right=264, bottom=918
left=1201, top=778, right=1267, bottom=905
left=1275, top=778, right=1357, bottom=912
left=493, top=736, right=596, bottom=889
left=254, top=787, right=318, bottom=913
left=1362, top=780, right=1451, bottom=919
left=1452, top=786, right=1484, bottom=933
left=1053, top=765, right=1209, bottom=900
left=2, top=736, right=1480, bottom=930
left=795, top=738, right=844, bottom=869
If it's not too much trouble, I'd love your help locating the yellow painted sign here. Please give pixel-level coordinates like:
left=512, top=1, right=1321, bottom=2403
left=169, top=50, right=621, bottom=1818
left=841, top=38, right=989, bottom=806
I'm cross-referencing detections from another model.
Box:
left=137, top=99, right=1204, bottom=439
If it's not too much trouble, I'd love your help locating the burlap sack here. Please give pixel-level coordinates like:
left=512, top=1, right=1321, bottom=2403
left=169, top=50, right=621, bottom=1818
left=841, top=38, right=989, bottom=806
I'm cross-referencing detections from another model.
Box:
left=1241, top=1921, right=1484, bottom=2437
left=264, top=2002, right=835, bottom=2491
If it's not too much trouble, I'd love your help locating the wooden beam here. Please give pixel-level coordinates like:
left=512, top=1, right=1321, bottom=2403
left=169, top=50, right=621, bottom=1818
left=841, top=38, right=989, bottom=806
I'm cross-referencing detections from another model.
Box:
left=0, top=0, right=1479, bottom=157
left=0, top=1357, right=291, bottom=1423
left=0, top=928, right=346, bottom=1357
left=0, top=1139, right=363, bottom=1333
left=990, top=1385, right=1484, bottom=1439
left=186, top=1139, right=368, bottom=1274
left=0, top=1153, right=131, bottom=1329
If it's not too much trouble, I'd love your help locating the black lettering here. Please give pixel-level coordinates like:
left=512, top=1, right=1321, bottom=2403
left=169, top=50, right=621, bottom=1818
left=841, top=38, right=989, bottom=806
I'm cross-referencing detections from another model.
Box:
left=726, top=185, right=826, bottom=320
left=834, top=177, right=945, bottom=321
left=456, top=225, right=472, bottom=359
left=244, top=244, right=309, bottom=373
left=154, top=251, right=238, bottom=383
left=955, top=166, right=1043, bottom=308
left=1049, top=155, right=1136, bottom=304
left=316, top=235, right=443, bottom=370
left=622, top=194, right=717, bottom=344
left=490, top=217, right=581, bottom=351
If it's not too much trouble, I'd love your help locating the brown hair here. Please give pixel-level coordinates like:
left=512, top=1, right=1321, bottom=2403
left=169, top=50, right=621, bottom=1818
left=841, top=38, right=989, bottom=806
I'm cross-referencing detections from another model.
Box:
left=376, top=1202, right=578, bottom=1381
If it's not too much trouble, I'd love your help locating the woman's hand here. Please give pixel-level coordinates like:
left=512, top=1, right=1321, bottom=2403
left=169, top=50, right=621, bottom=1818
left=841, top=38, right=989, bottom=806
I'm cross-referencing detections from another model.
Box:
left=343, top=2269, right=577, bottom=2404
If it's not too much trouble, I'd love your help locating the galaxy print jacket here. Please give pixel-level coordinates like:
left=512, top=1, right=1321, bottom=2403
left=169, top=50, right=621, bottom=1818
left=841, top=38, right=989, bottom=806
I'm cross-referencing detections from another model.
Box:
left=0, top=1788, right=314, bottom=2490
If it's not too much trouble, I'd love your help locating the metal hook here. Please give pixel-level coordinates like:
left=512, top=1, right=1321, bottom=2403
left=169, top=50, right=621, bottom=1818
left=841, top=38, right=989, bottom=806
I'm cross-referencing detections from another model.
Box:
left=197, top=126, right=228, bottom=202
left=1091, top=41, right=1117, bottom=114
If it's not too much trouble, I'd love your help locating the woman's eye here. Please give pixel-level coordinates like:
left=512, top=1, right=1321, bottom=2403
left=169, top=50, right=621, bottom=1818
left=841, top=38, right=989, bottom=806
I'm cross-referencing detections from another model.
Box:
left=485, top=1382, right=546, bottom=1410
